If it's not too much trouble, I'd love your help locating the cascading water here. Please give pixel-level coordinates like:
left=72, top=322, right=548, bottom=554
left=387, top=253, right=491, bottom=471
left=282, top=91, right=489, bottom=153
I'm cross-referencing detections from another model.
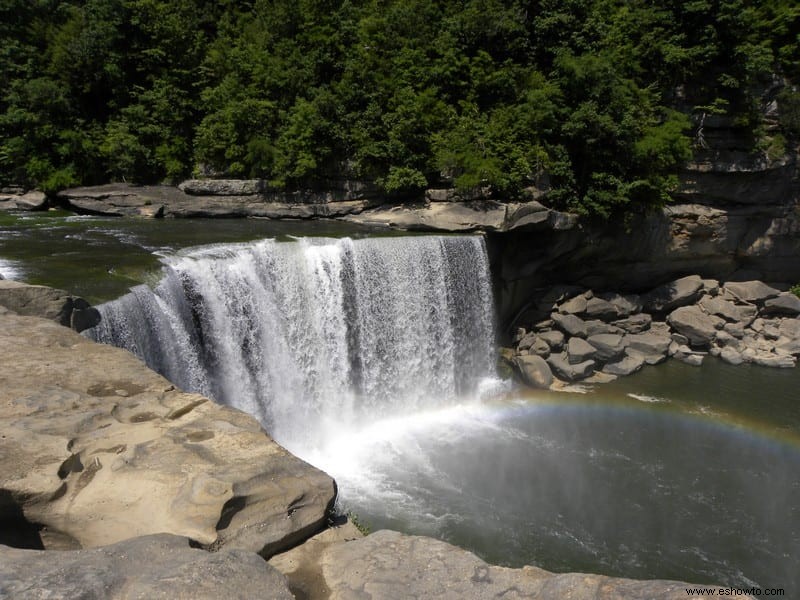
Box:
left=87, top=234, right=497, bottom=453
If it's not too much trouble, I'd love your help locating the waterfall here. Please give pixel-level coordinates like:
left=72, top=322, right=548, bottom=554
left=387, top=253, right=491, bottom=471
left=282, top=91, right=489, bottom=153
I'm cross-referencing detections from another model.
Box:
left=87, top=235, right=496, bottom=452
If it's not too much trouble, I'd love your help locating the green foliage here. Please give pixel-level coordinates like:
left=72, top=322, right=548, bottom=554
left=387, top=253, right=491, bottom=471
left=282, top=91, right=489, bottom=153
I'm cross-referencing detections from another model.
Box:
left=347, top=511, right=371, bottom=536
left=791, top=283, right=800, bottom=298
left=0, top=0, right=795, bottom=212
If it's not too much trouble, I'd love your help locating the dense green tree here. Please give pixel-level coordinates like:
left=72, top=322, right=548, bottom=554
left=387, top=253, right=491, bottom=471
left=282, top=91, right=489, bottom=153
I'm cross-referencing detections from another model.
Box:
left=0, top=0, right=796, bottom=216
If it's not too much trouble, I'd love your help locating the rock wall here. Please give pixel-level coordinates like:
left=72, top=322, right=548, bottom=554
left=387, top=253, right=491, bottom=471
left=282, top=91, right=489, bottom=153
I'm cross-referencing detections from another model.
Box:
left=491, top=150, right=800, bottom=326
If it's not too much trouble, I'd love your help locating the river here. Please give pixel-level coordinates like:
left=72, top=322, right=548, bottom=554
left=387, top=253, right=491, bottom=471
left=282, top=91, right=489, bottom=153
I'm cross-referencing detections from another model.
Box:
left=2, top=210, right=798, bottom=593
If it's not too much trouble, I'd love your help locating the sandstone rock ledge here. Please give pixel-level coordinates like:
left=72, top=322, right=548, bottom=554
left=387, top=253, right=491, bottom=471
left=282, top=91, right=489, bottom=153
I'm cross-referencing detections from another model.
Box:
left=0, top=309, right=336, bottom=555
left=270, top=528, right=725, bottom=600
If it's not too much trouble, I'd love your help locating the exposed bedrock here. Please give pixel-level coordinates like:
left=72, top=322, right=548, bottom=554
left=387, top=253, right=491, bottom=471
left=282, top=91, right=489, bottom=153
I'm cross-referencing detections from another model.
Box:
left=0, top=310, right=336, bottom=555
left=0, top=534, right=294, bottom=600
left=269, top=528, right=722, bottom=600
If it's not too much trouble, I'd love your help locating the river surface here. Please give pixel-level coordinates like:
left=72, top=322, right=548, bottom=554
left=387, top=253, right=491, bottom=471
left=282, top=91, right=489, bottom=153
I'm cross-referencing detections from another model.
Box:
left=2, top=210, right=798, bottom=594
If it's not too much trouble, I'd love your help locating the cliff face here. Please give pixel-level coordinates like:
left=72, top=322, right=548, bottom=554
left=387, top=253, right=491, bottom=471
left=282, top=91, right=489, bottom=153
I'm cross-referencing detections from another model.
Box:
left=490, top=131, right=800, bottom=327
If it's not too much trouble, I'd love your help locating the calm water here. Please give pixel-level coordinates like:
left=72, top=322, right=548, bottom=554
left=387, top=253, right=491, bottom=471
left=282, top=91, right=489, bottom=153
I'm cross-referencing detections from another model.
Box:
left=0, top=210, right=384, bottom=302
left=316, top=361, right=800, bottom=592
left=2, top=211, right=798, bottom=593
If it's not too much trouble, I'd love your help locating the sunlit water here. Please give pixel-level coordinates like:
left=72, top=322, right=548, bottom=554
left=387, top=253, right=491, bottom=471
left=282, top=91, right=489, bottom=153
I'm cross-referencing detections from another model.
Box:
left=2, top=211, right=798, bottom=593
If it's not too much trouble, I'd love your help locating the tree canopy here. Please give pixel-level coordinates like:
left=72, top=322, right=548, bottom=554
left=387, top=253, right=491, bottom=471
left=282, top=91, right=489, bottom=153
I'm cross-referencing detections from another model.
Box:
left=1, top=0, right=798, bottom=216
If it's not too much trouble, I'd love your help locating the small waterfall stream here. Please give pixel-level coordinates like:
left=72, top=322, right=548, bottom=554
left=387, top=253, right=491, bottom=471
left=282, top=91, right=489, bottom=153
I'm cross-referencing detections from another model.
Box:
left=87, top=234, right=497, bottom=452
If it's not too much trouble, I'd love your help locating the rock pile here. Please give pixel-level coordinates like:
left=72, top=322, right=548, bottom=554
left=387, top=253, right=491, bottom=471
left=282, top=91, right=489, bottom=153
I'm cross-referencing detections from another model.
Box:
left=511, top=275, right=800, bottom=386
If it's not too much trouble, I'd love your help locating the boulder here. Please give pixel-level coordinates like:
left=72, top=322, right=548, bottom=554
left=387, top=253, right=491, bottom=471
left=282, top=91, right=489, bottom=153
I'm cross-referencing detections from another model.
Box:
left=0, top=534, right=293, bottom=600
left=0, top=280, right=74, bottom=326
left=698, top=295, right=757, bottom=323
left=671, top=332, right=689, bottom=345
left=724, top=280, right=781, bottom=303
left=513, top=355, right=554, bottom=389
left=567, top=336, right=597, bottom=364
left=751, top=353, right=796, bottom=368
left=775, top=336, right=800, bottom=356
left=613, top=313, right=652, bottom=334
left=719, top=347, right=746, bottom=365
left=583, top=296, right=619, bottom=320
left=0, top=311, right=336, bottom=555
left=585, top=333, right=626, bottom=362
left=642, top=275, right=704, bottom=313
left=602, top=351, right=645, bottom=376
left=778, top=318, right=800, bottom=339
left=700, top=279, right=720, bottom=295
left=666, top=305, right=725, bottom=346
left=517, top=332, right=550, bottom=357
left=584, top=371, right=619, bottom=383
left=723, top=322, right=746, bottom=338
left=762, top=292, right=800, bottom=316
left=558, top=294, right=587, bottom=315
left=598, top=292, right=641, bottom=317
left=546, top=353, right=595, bottom=381
left=16, top=191, right=48, bottom=210
left=584, top=319, right=623, bottom=336
left=676, top=352, right=704, bottom=366
left=550, top=312, right=588, bottom=338
left=0, top=280, right=101, bottom=333
left=537, top=329, right=565, bottom=351
left=625, top=331, right=672, bottom=363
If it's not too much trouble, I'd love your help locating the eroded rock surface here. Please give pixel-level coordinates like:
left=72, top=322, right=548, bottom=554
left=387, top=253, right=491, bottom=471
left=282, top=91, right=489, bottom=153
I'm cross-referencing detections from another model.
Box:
left=0, top=533, right=293, bottom=600
left=271, top=529, right=724, bottom=600
left=0, top=311, right=336, bottom=555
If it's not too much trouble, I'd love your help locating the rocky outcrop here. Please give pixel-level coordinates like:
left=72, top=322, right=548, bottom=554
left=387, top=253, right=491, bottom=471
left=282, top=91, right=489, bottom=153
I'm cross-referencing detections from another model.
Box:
left=269, top=528, right=724, bottom=600
left=55, top=183, right=579, bottom=232
left=0, top=190, right=47, bottom=211
left=508, top=278, right=800, bottom=385
left=0, top=534, right=294, bottom=600
left=0, top=310, right=336, bottom=555
left=0, top=279, right=100, bottom=332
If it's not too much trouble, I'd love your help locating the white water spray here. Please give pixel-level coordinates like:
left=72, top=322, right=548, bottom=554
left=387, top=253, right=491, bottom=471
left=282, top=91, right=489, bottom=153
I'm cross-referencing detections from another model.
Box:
left=88, top=235, right=498, bottom=454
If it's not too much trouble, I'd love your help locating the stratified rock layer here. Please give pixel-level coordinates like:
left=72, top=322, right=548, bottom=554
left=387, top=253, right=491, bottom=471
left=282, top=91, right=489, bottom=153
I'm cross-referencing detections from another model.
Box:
left=0, top=311, right=336, bottom=555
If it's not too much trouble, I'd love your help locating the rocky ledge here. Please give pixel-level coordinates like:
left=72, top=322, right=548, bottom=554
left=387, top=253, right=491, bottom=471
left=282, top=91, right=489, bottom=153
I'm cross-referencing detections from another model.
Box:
left=43, top=182, right=578, bottom=233
left=268, top=527, right=721, bottom=600
left=508, top=276, right=800, bottom=387
left=0, top=307, right=336, bottom=554
left=0, top=286, right=746, bottom=598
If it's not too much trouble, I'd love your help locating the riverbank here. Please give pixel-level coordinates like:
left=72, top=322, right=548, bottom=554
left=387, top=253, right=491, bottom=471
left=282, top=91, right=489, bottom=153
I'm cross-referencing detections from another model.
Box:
left=0, top=285, right=726, bottom=598
left=506, top=276, right=800, bottom=389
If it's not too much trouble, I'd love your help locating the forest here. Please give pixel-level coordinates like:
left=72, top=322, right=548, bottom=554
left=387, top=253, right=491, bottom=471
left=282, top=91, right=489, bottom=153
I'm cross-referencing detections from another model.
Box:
left=1, top=0, right=798, bottom=216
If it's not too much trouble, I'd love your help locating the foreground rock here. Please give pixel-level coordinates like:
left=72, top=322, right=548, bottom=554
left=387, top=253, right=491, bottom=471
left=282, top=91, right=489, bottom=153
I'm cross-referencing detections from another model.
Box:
left=0, top=310, right=335, bottom=555
left=271, top=528, right=723, bottom=600
left=0, top=279, right=100, bottom=332
left=0, top=534, right=293, bottom=600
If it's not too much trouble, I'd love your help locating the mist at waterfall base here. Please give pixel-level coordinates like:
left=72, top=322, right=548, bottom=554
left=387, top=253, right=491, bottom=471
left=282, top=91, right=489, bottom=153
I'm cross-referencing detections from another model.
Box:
left=87, top=234, right=800, bottom=592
